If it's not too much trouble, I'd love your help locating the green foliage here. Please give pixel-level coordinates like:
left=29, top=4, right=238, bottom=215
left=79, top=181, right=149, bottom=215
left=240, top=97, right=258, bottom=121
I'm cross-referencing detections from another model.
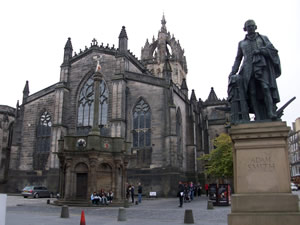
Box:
left=200, top=133, right=233, bottom=179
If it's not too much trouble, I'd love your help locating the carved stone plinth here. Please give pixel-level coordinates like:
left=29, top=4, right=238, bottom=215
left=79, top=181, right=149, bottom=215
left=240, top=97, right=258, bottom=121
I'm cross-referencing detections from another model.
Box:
left=228, top=121, right=300, bottom=225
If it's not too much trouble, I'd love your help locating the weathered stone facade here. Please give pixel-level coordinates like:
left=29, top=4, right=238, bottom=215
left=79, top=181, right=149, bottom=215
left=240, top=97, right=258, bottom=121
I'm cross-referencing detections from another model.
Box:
left=0, top=16, right=229, bottom=197
left=0, top=105, right=15, bottom=191
left=200, top=87, right=229, bottom=153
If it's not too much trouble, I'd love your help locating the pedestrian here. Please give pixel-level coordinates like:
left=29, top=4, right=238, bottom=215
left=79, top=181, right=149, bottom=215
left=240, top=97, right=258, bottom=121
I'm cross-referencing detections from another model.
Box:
left=189, top=182, right=194, bottom=201
left=177, top=181, right=184, bottom=207
left=197, top=182, right=202, bottom=197
left=126, top=183, right=130, bottom=200
left=137, top=182, right=142, bottom=203
left=205, top=183, right=209, bottom=197
left=131, top=185, right=135, bottom=203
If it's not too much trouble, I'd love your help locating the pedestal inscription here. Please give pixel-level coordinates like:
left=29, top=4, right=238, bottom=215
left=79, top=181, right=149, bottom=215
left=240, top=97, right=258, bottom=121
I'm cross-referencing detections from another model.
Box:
left=247, top=153, right=275, bottom=172
left=236, top=147, right=289, bottom=193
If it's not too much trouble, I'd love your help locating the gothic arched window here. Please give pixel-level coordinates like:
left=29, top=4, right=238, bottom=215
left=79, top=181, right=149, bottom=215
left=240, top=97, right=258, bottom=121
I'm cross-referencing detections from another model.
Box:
left=133, top=99, right=151, bottom=148
left=36, top=110, right=52, bottom=152
left=77, top=77, right=108, bottom=134
left=176, top=108, right=183, bottom=165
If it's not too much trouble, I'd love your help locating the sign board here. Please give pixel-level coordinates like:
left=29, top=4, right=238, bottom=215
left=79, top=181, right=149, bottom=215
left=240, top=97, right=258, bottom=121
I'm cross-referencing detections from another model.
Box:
left=149, top=192, right=157, bottom=197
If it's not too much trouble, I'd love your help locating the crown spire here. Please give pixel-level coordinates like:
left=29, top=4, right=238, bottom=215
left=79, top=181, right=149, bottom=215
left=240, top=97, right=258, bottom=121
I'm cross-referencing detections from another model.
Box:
left=161, top=13, right=167, bottom=32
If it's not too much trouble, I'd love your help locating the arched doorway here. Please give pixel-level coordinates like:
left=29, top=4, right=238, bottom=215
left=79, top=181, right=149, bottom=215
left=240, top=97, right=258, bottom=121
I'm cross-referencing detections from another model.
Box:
left=97, top=163, right=112, bottom=192
left=75, top=163, right=88, bottom=199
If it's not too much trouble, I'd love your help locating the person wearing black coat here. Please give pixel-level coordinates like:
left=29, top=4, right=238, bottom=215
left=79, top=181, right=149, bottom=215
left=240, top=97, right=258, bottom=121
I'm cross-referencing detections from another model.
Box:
left=137, top=183, right=143, bottom=203
left=177, top=181, right=184, bottom=207
left=131, top=185, right=135, bottom=203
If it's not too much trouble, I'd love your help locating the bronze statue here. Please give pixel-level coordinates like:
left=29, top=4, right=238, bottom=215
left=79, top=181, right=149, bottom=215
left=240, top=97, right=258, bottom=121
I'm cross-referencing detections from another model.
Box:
left=228, top=20, right=281, bottom=122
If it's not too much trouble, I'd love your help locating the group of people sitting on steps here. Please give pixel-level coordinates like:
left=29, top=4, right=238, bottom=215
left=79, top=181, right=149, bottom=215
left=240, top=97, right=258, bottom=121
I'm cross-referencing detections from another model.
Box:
left=90, top=190, right=114, bottom=205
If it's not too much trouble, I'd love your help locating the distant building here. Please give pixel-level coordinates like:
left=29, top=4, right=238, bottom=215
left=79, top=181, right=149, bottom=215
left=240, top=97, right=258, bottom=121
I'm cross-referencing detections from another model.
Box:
left=289, top=118, right=300, bottom=178
left=0, top=15, right=229, bottom=198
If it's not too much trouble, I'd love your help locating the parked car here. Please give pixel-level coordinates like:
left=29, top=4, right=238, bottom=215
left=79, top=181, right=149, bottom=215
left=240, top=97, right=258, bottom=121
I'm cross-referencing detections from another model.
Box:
left=22, top=186, right=53, bottom=198
left=291, top=183, right=298, bottom=191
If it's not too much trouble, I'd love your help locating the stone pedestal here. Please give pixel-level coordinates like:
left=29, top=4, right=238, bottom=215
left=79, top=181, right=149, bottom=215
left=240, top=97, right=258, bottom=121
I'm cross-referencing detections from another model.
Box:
left=228, top=121, right=300, bottom=225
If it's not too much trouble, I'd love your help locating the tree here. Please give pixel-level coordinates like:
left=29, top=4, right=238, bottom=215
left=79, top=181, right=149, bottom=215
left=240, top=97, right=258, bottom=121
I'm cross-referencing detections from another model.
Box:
left=200, top=133, right=233, bottom=180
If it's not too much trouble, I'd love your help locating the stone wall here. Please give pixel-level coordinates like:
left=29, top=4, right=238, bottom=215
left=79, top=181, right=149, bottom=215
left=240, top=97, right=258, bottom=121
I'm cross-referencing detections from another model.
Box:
left=127, top=167, right=187, bottom=197
left=201, top=103, right=228, bottom=152
left=126, top=80, right=165, bottom=168
left=19, top=92, right=55, bottom=171
left=173, top=91, right=188, bottom=171
left=1, top=90, right=58, bottom=193
left=0, top=105, right=15, bottom=187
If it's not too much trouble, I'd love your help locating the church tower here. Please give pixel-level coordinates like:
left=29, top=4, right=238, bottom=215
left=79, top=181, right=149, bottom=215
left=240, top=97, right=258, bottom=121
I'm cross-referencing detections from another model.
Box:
left=141, top=14, right=188, bottom=87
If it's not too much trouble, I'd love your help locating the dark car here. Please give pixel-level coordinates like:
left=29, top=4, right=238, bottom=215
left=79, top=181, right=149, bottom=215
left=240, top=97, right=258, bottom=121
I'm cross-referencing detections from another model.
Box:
left=22, top=186, right=53, bottom=198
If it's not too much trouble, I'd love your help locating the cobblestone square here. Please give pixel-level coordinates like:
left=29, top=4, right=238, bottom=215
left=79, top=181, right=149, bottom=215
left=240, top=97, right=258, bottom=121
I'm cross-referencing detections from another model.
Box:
left=6, top=195, right=231, bottom=225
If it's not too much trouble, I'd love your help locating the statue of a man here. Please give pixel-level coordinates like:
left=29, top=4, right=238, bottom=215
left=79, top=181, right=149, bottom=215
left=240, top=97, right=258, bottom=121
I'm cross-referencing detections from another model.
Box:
left=229, top=20, right=281, bottom=121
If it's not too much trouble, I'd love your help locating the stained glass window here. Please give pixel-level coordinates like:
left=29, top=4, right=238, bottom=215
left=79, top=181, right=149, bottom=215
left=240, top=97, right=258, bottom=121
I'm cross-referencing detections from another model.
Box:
left=36, top=110, right=52, bottom=152
left=133, top=99, right=151, bottom=148
left=77, top=77, right=108, bottom=134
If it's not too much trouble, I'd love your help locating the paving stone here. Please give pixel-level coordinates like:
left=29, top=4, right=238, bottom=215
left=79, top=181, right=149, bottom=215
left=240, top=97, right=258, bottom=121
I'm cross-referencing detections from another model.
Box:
left=6, top=195, right=231, bottom=225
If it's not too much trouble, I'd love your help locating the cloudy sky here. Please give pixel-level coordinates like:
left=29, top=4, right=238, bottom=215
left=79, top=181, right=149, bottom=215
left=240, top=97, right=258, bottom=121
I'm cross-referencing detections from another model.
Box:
left=1, top=0, right=299, bottom=126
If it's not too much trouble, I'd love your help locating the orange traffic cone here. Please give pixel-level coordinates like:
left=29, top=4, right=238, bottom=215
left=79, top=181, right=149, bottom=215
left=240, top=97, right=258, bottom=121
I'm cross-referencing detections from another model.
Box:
left=80, top=210, right=86, bottom=225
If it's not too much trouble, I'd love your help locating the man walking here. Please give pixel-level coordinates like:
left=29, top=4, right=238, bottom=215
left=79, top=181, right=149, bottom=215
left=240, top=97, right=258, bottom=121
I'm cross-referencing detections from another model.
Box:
left=205, top=183, right=209, bottom=197
left=131, top=185, right=135, bottom=203
left=189, top=182, right=194, bottom=201
left=177, top=181, right=184, bottom=207
left=137, top=182, right=142, bottom=203
left=197, top=182, right=202, bottom=197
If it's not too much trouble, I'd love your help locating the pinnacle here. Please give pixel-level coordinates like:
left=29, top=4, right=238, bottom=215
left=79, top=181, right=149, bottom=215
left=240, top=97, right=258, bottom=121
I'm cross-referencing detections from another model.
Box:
left=119, top=26, right=128, bottom=39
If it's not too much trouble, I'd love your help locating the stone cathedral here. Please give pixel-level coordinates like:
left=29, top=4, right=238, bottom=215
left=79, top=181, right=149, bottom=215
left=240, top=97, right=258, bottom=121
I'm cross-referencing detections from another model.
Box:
left=0, top=16, right=229, bottom=199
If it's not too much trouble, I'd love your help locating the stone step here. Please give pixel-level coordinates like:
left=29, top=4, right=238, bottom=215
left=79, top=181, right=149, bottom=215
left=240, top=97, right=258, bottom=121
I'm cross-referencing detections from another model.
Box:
left=53, top=200, right=126, bottom=207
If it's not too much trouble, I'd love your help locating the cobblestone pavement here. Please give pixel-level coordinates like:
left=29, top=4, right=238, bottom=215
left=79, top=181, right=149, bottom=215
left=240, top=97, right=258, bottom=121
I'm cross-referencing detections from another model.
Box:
left=5, top=191, right=300, bottom=225
left=6, top=195, right=230, bottom=225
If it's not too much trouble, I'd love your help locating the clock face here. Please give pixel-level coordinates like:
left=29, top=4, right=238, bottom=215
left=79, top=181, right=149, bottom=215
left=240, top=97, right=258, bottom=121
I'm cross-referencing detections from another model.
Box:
left=77, top=138, right=87, bottom=148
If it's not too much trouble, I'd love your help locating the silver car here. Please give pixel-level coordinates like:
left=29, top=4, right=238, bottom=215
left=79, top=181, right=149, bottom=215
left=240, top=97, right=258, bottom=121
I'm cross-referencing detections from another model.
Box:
left=22, top=186, right=53, bottom=198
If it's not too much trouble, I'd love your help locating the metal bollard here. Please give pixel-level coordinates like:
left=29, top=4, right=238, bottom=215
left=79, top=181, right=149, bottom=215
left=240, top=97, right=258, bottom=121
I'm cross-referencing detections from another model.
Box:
left=207, top=200, right=214, bottom=209
left=60, top=205, right=69, bottom=218
left=117, top=207, right=127, bottom=221
left=184, top=209, right=194, bottom=224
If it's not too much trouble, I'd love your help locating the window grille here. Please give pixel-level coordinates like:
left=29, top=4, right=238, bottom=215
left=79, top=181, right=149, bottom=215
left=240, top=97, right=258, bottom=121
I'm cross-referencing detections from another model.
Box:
left=77, top=77, right=108, bottom=135
left=133, top=99, right=151, bottom=148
